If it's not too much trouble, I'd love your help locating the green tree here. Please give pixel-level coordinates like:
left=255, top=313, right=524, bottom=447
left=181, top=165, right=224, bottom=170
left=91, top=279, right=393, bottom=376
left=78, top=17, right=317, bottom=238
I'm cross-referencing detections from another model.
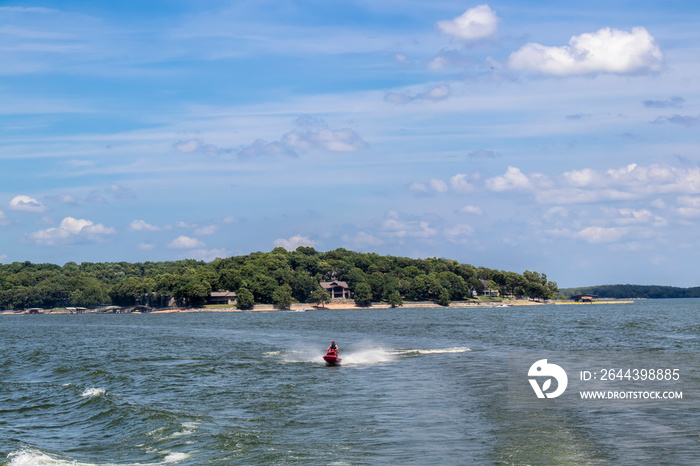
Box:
left=310, top=287, right=331, bottom=308
left=69, top=277, right=109, bottom=308
left=386, top=290, right=403, bottom=308
left=436, top=287, right=451, bottom=306
left=353, top=282, right=373, bottom=307
left=272, top=284, right=293, bottom=310
left=236, top=287, right=255, bottom=310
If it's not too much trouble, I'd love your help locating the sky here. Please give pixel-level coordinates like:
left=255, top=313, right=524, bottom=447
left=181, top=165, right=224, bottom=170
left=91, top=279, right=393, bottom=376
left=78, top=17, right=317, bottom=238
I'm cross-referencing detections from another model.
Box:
left=1, top=1, right=700, bottom=288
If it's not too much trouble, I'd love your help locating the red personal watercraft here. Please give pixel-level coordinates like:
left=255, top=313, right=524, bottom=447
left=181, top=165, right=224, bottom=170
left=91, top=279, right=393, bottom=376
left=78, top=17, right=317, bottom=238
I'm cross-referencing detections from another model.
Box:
left=323, top=350, right=341, bottom=366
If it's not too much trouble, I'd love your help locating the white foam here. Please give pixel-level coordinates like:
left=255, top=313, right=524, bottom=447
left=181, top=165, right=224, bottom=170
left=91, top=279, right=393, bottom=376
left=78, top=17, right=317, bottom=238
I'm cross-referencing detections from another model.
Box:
left=7, top=448, right=105, bottom=466
left=7, top=447, right=192, bottom=466
left=393, top=347, right=471, bottom=355
left=166, top=422, right=199, bottom=439
left=80, top=387, right=106, bottom=398
left=163, top=452, right=191, bottom=463
left=338, top=348, right=395, bottom=366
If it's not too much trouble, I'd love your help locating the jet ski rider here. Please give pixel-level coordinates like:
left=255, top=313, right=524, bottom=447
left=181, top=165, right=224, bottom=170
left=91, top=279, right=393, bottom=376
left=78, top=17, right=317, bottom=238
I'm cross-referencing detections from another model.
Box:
left=327, top=341, right=338, bottom=355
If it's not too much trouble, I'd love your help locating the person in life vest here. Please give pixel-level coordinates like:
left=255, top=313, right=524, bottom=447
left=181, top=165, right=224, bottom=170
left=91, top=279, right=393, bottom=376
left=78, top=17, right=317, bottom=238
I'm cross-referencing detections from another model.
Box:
left=327, top=341, right=338, bottom=356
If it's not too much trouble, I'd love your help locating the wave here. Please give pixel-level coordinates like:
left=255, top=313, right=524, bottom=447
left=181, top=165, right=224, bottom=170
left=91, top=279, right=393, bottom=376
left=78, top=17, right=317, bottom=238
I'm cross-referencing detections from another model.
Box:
left=7, top=447, right=192, bottom=466
left=80, top=387, right=106, bottom=398
left=7, top=448, right=111, bottom=466
left=392, top=347, right=471, bottom=356
left=273, top=346, right=470, bottom=365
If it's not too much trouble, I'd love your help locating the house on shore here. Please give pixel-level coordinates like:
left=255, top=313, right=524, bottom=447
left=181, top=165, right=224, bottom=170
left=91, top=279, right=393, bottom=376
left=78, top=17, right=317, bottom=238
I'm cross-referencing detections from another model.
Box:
left=207, top=291, right=237, bottom=306
left=471, top=279, right=499, bottom=298
left=570, top=294, right=598, bottom=303
left=320, top=281, right=352, bottom=299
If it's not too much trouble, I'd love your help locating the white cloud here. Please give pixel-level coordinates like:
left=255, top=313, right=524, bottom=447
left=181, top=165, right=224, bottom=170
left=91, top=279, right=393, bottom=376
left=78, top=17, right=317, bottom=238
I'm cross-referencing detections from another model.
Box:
left=385, top=84, right=451, bottom=105
left=485, top=166, right=533, bottom=191
left=190, top=248, right=227, bottom=262
left=130, top=220, right=162, bottom=231
left=509, top=27, right=663, bottom=76
left=273, top=234, right=316, bottom=250
left=282, top=127, right=367, bottom=152
left=459, top=205, right=483, bottom=215
left=576, top=226, right=628, bottom=243
left=429, top=178, right=448, bottom=193
left=563, top=168, right=597, bottom=188
left=237, top=139, right=297, bottom=158
left=544, top=206, right=568, bottom=220
left=615, top=208, right=653, bottom=225
left=450, top=174, right=475, bottom=192
left=138, top=242, right=155, bottom=250
left=10, top=195, right=46, bottom=212
left=0, top=254, right=7, bottom=262
left=30, top=217, right=115, bottom=245
left=169, top=236, right=205, bottom=249
left=445, top=224, right=475, bottom=243
left=341, top=231, right=384, bottom=249
left=437, top=4, right=499, bottom=41
left=409, top=182, right=429, bottom=193
left=195, top=225, right=218, bottom=235
left=675, top=196, right=700, bottom=218
left=382, top=218, right=437, bottom=238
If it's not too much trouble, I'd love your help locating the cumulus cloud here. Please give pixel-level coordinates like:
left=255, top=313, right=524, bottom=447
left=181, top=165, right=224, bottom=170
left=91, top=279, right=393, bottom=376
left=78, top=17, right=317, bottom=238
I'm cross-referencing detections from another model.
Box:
left=410, top=178, right=449, bottom=195
left=615, top=208, right=654, bottom=225
left=509, top=27, right=663, bottom=76
left=237, top=117, right=367, bottom=157
left=445, top=224, right=475, bottom=243
left=30, top=217, right=115, bottom=245
left=109, top=183, right=136, bottom=200
left=174, top=138, right=231, bottom=156
left=273, top=235, right=316, bottom=250
left=545, top=164, right=700, bottom=203
left=485, top=166, right=534, bottom=191
left=437, top=4, right=499, bottom=41
left=459, top=205, right=483, bottom=215
left=385, top=84, right=451, bottom=105
left=282, top=127, right=367, bottom=152
left=341, top=231, right=384, bottom=249
left=237, top=139, right=298, bottom=158
left=450, top=174, right=476, bottom=192
left=169, top=236, right=205, bottom=249
left=675, top=196, right=700, bottom=218
left=382, top=218, right=437, bottom=239
left=576, top=226, right=629, bottom=243
left=129, top=220, right=162, bottom=231
left=10, top=195, right=45, bottom=212
left=195, top=225, right=218, bottom=236
left=429, top=178, right=448, bottom=193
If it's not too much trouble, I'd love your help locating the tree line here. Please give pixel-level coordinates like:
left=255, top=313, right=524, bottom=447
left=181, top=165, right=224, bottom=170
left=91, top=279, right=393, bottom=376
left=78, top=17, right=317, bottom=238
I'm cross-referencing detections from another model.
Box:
left=0, top=247, right=558, bottom=310
left=559, top=284, right=700, bottom=300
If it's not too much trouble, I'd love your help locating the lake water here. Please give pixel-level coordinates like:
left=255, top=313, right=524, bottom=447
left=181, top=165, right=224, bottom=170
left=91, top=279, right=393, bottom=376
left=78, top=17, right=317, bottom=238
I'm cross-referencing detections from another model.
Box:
left=1, top=299, right=699, bottom=465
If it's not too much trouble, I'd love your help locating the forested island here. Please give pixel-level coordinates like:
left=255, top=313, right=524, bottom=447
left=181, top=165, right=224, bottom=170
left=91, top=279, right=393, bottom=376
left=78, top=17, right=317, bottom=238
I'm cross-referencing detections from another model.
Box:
left=560, top=284, right=700, bottom=300
left=0, top=247, right=558, bottom=311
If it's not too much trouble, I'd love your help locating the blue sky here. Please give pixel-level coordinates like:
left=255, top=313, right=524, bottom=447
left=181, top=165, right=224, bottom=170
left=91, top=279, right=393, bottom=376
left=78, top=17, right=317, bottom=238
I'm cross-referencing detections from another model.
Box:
left=2, top=1, right=700, bottom=287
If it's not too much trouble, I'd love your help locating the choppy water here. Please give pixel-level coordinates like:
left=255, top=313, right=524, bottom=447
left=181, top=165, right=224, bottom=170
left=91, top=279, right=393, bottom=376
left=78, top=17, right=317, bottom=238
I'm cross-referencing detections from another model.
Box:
left=1, top=299, right=699, bottom=465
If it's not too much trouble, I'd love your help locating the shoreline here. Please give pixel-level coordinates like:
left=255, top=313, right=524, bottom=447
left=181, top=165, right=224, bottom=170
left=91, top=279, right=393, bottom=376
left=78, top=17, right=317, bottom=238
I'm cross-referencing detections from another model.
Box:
left=1, top=299, right=548, bottom=315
